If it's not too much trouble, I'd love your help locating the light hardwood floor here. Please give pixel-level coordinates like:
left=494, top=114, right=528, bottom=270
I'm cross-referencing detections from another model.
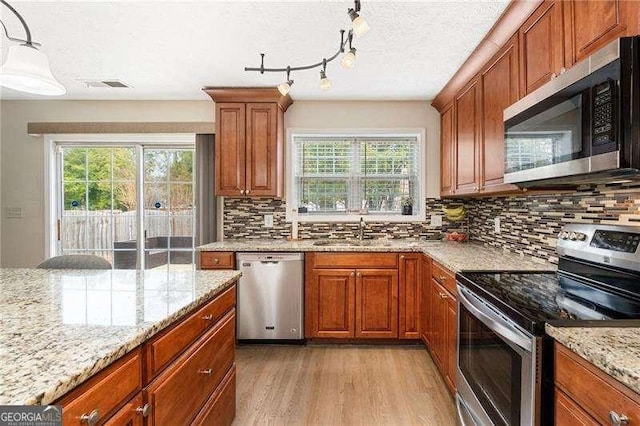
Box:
left=234, top=345, right=456, bottom=425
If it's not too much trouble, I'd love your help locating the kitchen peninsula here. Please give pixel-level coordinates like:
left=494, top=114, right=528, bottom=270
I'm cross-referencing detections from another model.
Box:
left=0, top=268, right=240, bottom=425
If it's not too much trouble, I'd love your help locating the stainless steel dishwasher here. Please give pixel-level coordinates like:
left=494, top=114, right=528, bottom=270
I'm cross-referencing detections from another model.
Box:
left=236, top=252, right=304, bottom=341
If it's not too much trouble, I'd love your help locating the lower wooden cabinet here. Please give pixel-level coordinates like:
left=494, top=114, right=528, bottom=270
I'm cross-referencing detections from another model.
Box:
left=355, top=269, right=399, bottom=338
left=55, top=286, right=237, bottom=426
left=420, top=255, right=432, bottom=346
left=554, top=342, right=640, bottom=425
left=422, top=258, right=457, bottom=395
left=305, top=268, right=356, bottom=338
left=399, top=253, right=422, bottom=339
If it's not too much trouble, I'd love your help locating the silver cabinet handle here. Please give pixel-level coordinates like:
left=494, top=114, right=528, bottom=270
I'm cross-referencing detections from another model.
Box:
left=201, top=314, right=213, bottom=321
left=136, top=404, right=150, bottom=418
left=240, top=189, right=245, bottom=194
left=80, top=410, right=100, bottom=426
left=440, top=292, right=449, bottom=299
left=609, top=411, right=629, bottom=426
left=213, top=258, right=220, bottom=264
left=551, top=72, right=557, bottom=79
left=198, top=368, right=213, bottom=375
left=246, top=189, right=251, bottom=194
left=560, top=66, right=566, bottom=74
left=400, top=255, right=405, bottom=259
left=357, top=272, right=362, bottom=277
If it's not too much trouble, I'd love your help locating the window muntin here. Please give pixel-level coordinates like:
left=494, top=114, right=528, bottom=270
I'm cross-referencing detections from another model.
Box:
left=293, top=136, right=420, bottom=215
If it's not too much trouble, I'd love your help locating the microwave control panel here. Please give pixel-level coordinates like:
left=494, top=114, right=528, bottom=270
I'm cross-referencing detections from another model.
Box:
left=592, top=80, right=616, bottom=145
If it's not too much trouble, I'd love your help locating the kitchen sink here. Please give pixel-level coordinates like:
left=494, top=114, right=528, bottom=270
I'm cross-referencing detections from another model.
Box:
left=311, top=239, right=390, bottom=247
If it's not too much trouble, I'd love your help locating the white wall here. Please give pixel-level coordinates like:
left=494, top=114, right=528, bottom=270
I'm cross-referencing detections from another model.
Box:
left=0, top=100, right=438, bottom=267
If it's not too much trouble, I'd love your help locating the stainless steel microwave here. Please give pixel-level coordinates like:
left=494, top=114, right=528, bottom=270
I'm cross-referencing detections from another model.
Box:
left=503, top=36, right=640, bottom=187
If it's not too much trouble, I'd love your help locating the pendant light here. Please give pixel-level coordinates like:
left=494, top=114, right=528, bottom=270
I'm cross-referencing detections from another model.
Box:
left=319, top=59, right=331, bottom=90
left=0, top=0, right=66, bottom=96
left=278, top=67, right=293, bottom=96
left=348, top=1, right=370, bottom=38
left=341, top=47, right=356, bottom=69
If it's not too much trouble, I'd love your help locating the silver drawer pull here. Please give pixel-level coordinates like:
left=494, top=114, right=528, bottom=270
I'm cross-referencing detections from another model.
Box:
left=198, top=368, right=213, bottom=375
left=136, top=404, right=150, bottom=417
left=80, top=409, right=100, bottom=425
left=201, top=314, right=213, bottom=321
left=609, top=411, right=629, bottom=426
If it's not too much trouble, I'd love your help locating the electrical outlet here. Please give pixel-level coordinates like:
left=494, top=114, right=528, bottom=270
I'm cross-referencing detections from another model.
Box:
left=264, top=214, right=274, bottom=228
left=494, top=217, right=501, bottom=234
left=431, top=214, right=442, bottom=227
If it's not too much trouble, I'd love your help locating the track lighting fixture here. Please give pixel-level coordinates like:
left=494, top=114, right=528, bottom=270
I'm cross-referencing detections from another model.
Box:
left=277, top=68, right=294, bottom=96
left=244, top=0, right=369, bottom=94
left=0, top=0, right=65, bottom=95
left=348, top=0, right=370, bottom=38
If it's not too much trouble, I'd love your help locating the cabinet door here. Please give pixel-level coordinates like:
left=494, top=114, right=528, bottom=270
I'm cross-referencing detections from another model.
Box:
left=440, top=103, right=455, bottom=197
left=565, top=0, right=635, bottom=64
left=420, top=255, right=431, bottom=346
left=305, top=269, right=356, bottom=338
left=481, top=34, right=520, bottom=194
left=454, top=77, right=481, bottom=195
left=555, top=389, right=598, bottom=426
left=399, top=254, right=421, bottom=339
left=215, top=103, right=246, bottom=196
left=429, top=280, right=445, bottom=372
left=355, top=269, right=399, bottom=338
left=444, top=294, right=457, bottom=394
left=245, top=103, right=280, bottom=197
left=104, top=393, right=144, bottom=426
left=519, top=1, right=565, bottom=95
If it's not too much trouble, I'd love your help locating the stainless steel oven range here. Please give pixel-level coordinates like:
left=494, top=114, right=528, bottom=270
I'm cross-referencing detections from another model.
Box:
left=455, top=224, right=640, bottom=426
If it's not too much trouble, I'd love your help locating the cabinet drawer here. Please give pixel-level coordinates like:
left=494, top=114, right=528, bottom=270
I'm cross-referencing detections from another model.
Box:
left=313, top=252, right=398, bottom=269
left=146, top=310, right=235, bottom=426
left=555, top=343, right=640, bottom=425
left=192, top=364, right=236, bottom=426
left=103, top=393, right=144, bottom=426
left=431, top=261, right=456, bottom=296
left=59, top=349, right=142, bottom=425
left=200, top=252, right=235, bottom=269
left=555, top=388, right=598, bottom=426
left=145, top=285, right=235, bottom=380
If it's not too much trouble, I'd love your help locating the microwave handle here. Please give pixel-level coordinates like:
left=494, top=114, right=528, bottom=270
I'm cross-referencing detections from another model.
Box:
left=457, top=284, right=533, bottom=353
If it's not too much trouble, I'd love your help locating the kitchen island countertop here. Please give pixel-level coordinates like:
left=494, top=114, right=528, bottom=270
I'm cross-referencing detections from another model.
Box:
left=197, top=239, right=556, bottom=273
left=0, top=268, right=241, bottom=405
left=545, top=324, right=640, bottom=395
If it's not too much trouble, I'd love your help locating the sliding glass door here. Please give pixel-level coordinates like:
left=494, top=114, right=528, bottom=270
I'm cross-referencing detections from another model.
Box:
left=57, top=143, right=195, bottom=270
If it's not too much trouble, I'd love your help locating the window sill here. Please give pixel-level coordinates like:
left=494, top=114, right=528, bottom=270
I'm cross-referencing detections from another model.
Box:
left=287, top=212, right=426, bottom=223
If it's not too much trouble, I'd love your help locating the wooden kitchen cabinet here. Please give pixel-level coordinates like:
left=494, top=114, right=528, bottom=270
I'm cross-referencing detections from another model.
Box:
left=554, top=342, right=640, bottom=425
left=355, top=269, right=399, bottom=338
left=440, top=103, right=455, bottom=196
left=420, top=255, right=432, bottom=346
left=305, top=252, right=400, bottom=340
left=480, top=33, right=521, bottom=194
left=399, top=253, right=422, bottom=339
left=200, top=251, right=235, bottom=270
left=306, top=268, right=356, bottom=338
left=564, top=0, right=638, bottom=65
left=104, top=393, right=145, bottom=426
left=519, top=1, right=565, bottom=96
left=454, top=77, right=482, bottom=195
left=204, top=88, right=292, bottom=198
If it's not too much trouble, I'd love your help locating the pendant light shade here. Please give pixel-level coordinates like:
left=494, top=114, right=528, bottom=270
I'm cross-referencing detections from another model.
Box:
left=348, top=9, right=370, bottom=38
left=341, top=48, right=356, bottom=69
left=319, top=70, right=331, bottom=90
left=277, top=80, right=292, bottom=96
left=0, top=44, right=65, bottom=96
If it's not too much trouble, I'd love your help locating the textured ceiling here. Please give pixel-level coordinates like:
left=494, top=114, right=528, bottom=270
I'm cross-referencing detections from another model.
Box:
left=0, top=1, right=509, bottom=100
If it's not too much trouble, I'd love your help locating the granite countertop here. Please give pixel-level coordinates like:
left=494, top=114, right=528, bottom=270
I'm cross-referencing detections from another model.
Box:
left=0, top=268, right=241, bottom=405
left=546, top=324, right=640, bottom=395
left=197, top=239, right=555, bottom=273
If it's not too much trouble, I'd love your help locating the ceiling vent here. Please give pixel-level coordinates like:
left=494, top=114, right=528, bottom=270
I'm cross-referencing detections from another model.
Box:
left=77, top=79, right=132, bottom=88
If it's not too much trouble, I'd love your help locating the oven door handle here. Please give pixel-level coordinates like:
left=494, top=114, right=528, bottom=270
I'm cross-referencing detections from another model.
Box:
left=458, top=285, right=533, bottom=353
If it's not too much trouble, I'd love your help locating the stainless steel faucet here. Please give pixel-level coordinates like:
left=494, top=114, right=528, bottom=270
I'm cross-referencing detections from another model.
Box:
left=358, top=217, right=365, bottom=241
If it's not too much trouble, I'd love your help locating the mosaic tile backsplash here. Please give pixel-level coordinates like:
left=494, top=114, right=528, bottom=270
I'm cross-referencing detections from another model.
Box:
left=222, top=182, right=640, bottom=265
left=468, top=182, right=640, bottom=263
left=223, top=198, right=468, bottom=240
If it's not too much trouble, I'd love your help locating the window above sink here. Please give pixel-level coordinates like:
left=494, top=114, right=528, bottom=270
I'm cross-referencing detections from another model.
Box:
left=286, top=129, right=426, bottom=223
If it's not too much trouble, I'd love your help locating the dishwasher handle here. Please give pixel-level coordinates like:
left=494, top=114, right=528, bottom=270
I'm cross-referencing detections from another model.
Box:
left=260, top=261, right=280, bottom=264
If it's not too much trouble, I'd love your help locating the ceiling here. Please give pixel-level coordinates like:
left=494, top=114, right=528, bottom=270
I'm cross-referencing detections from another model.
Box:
left=0, top=1, right=509, bottom=101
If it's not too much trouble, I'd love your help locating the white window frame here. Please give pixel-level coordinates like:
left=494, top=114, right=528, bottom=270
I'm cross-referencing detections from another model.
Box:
left=44, top=133, right=196, bottom=261
left=286, top=128, right=427, bottom=223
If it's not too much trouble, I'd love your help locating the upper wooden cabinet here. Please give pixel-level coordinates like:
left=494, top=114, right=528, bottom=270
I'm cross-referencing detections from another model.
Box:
left=204, top=88, right=292, bottom=198
left=519, top=1, right=565, bottom=96
left=440, top=104, right=454, bottom=196
left=480, top=34, right=520, bottom=194
left=454, top=77, right=482, bottom=195
left=564, top=0, right=638, bottom=64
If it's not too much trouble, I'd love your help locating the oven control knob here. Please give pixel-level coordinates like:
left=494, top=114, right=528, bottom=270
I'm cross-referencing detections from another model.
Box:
left=576, top=233, right=587, bottom=241
left=569, top=232, right=578, bottom=240
left=558, top=231, right=568, bottom=239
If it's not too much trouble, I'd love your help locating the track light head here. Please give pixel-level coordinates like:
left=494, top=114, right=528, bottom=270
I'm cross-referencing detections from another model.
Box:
left=348, top=6, right=370, bottom=37
left=319, top=69, right=331, bottom=90
left=341, top=47, right=356, bottom=69
left=277, top=79, right=293, bottom=96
